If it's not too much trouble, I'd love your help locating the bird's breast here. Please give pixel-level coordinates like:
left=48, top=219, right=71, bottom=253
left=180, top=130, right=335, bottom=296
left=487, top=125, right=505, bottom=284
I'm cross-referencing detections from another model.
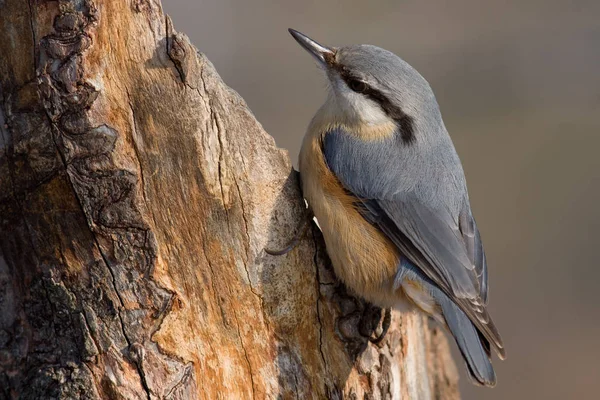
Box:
left=299, top=129, right=401, bottom=307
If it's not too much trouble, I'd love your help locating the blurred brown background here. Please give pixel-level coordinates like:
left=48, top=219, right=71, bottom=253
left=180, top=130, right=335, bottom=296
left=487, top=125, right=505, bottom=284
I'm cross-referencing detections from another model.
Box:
left=163, top=1, right=600, bottom=398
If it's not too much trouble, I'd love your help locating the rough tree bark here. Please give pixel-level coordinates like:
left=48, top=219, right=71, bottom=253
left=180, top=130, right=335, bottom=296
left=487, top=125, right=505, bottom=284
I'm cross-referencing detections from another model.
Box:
left=0, top=1, right=460, bottom=399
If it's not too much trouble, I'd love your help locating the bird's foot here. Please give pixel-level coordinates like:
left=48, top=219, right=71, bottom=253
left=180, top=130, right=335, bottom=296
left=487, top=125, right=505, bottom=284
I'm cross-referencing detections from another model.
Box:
left=369, top=307, right=392, bottom=344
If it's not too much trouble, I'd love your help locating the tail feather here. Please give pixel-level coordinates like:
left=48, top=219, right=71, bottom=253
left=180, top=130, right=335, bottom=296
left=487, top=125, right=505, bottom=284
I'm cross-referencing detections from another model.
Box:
left=397, top=259, right=499, bottom=386
left=438, top=294, right=496, bottom=387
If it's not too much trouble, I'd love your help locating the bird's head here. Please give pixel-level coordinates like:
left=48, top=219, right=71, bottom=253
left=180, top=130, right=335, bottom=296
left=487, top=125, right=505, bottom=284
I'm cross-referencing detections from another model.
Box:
left=289, top=29, right=444, bottom=144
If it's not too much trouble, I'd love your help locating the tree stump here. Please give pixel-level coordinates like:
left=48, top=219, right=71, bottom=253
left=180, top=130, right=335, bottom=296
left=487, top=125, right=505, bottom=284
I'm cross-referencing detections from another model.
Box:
left=0, top=1, right=459, bottom=398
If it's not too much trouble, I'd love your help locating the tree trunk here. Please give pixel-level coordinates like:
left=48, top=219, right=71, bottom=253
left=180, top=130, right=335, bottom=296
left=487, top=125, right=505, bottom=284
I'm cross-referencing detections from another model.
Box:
left=0, top=1, right=459, bottom=399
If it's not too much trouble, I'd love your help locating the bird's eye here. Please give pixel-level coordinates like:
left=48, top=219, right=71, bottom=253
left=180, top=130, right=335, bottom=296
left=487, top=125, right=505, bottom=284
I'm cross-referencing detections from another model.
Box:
left=348, top=79, right=368, bottom=93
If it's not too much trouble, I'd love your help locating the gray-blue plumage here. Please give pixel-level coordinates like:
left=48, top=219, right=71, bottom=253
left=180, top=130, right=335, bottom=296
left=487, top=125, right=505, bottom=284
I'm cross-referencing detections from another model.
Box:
left=289, top=29, right=505, bottom=386
left=323, top=125, right=503, bottom=341
left=395, top=258, right=496, bottom=385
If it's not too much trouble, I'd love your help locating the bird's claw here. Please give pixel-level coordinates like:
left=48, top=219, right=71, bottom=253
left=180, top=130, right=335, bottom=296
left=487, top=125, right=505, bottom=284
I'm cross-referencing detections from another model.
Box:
left=369, top=307, right=392, bottom=344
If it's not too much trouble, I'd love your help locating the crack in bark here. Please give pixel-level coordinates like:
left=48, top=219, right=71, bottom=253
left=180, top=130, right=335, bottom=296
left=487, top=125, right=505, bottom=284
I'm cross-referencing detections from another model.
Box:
left=232, top=176, right=251, bottom=259
left=200, top=67, right=267, bottom=328
left=0, top=170, right=63, bottom=204
left=91, top=234, right=150, bottom=396
left=199, top=62, right=269, bottom=330
left=199, top=237, right=229, bottom=328
left=27, top=0, right=37, bottom=73
left=231, top=309, right=257, bottom=400
left=126, top=90, right=161, bottom=236
left=197, top=69, right=261, bottom=398
left=26, top=3, right=190, bottom=396
left=48, top=118, right=151, bottom=399
left=232, top=175, right=282, bottom=348
left=201, top=67, right=231, bottom=223
left=195, top=88, right=259, bottom=393
left=205, top=71, right=275, bottom=354
left=311, top=229, right=327, bottom=367
left=213, top=112, right=230, bottom=222
left=199, top=237, right=257, bottom=399
left=293, top=372, right=300, bottom=400
left=232, top=175, right=266, bottom=302
left=234, top=140, right=249, bottom=175
left=37, top=62, right=152, bottom=394
left=164, top=364, right=193, bottom=399
left=164, top=15, right=186, bottom=84
left=193, top=86, right=205, bottom=101
left=94, top=241, right=152, bottom=400
left=126, top=93, right=148, bottom=205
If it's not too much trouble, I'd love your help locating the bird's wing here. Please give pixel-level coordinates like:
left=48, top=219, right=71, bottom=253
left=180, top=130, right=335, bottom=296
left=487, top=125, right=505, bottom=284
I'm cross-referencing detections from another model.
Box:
left=322, top=128, right=505, bottom=358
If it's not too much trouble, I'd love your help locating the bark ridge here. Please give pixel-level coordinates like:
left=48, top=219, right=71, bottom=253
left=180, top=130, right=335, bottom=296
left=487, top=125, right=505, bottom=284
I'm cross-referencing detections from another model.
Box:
left=0, top=1, right=459, bottom=398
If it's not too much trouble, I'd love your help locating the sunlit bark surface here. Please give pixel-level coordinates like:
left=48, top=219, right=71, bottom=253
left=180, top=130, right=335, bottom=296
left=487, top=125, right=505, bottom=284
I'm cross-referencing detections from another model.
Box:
left=0, top=1, right=459, bottom=398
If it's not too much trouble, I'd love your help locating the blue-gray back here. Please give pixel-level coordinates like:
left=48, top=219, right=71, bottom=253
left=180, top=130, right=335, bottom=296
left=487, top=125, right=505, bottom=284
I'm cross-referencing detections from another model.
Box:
left=322, top=126, right=504, bottom=356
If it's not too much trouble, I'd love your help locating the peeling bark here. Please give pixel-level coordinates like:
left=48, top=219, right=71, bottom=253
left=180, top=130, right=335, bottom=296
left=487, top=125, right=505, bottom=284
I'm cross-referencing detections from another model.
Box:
left=0, top=1, right=460, bottom=399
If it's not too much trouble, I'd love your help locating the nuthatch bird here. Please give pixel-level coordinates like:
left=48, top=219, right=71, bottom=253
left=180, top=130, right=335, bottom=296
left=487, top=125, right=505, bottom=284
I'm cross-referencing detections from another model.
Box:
left=288, top=29, right=505, bottom=386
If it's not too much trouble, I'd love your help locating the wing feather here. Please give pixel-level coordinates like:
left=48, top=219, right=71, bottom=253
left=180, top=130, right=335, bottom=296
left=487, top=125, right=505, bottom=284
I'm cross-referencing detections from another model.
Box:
left=322, top=128, right=505, bottom=358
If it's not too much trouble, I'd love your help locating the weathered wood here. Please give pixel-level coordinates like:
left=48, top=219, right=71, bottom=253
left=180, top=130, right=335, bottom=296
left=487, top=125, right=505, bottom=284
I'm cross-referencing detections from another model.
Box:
left=0, top=1, right=460, bottom=398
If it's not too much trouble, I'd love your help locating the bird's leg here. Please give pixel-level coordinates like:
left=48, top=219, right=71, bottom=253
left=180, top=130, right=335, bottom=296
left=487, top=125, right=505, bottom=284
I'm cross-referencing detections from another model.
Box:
left=264, top=207, right=313, bottom=256
left=369, top=308, right=392, bottom=344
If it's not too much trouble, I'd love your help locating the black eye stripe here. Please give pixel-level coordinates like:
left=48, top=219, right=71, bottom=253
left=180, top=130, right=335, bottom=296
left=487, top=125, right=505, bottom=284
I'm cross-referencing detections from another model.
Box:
left=348, top=79, right=368, bottom=93
left=336, top=67, right=415, bottom=145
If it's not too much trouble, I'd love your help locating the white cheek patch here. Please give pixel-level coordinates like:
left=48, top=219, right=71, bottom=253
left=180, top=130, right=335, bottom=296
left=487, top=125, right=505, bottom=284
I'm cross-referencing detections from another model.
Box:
left=329, top=75, right=392, bottom=126
left=353, top=96, right=390, bottom=126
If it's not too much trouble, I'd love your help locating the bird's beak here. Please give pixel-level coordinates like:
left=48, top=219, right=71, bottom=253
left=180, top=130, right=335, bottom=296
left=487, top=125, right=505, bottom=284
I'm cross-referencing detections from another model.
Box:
left=288, top=29, right=334, bottom=67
